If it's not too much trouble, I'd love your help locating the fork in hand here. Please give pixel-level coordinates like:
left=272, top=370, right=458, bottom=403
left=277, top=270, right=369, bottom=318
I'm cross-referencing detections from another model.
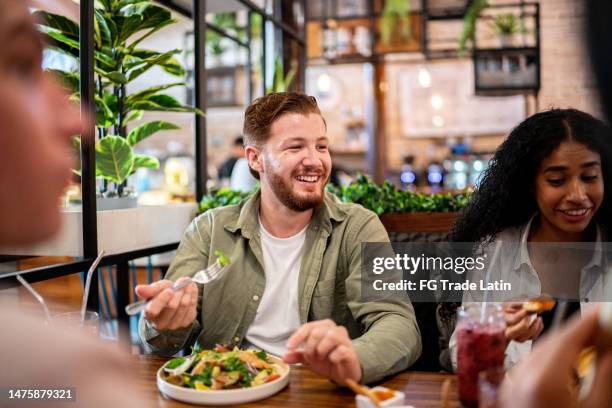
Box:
left=124, top=260, right=225, bottom=316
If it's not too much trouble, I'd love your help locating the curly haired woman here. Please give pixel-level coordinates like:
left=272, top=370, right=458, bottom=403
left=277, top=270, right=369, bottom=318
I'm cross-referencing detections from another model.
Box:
left=447, top=108, right=612, bottom=370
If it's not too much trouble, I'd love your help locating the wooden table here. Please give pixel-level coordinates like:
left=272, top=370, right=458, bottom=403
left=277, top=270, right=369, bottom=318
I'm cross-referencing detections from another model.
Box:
left=136, top=355, right=461, bottom=408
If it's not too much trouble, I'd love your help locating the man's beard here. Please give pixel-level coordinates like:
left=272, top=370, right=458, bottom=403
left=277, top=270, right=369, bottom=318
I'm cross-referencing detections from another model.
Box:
left=265, top=166, right=329, bottom=212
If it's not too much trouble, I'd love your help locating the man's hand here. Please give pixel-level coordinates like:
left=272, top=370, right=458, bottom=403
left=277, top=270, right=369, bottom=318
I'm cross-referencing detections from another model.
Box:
left=503, top=302, right=544, bottom=343
left=499, top=306, right=612, bottom=408
left=283, top=319, right=362, bottom=385
left=134, top=277, right=197, bottom=331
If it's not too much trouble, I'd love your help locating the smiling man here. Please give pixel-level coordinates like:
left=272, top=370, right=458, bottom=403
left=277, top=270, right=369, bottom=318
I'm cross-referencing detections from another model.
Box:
left=138, top=92, right=421, bottom=385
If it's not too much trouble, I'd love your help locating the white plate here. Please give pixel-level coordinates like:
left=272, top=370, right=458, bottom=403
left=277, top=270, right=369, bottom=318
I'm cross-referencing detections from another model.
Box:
left=157, top=355, right=290, bottom=406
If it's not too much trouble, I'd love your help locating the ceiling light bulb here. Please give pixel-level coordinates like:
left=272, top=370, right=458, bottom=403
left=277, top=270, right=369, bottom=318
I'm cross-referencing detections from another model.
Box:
left=418, top=67, right=431, bottom=88
left=432, top=115, right=445, bottom=127
left=317, top=73, right=331, bottom=93
left=431, top=94, right=443, bottom=110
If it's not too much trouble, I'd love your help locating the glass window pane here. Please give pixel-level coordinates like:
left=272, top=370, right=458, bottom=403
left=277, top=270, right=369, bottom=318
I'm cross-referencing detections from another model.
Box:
left=250, top=12, right=265, bottom=99
left=283, top=38, right=304, bottom=92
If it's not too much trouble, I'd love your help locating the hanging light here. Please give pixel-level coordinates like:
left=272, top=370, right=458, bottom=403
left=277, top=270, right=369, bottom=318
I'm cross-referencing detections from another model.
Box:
left=430, top=94, right=443, bottom=110
left=418, top=67, right=431, bottom=88
left=432, top=115, right=445, bottom=127
left=316, top=73, right=332, bottom=94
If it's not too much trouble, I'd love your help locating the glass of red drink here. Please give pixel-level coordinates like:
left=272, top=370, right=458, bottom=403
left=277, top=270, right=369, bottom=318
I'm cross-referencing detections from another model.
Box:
left=457, top=304, right=506, bottom=407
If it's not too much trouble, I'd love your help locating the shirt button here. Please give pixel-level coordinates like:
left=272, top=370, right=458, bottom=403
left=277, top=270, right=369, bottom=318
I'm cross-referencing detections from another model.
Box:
left=233, top=336, right=240, bottom=343
left=253, top=295, right=260, bottom=301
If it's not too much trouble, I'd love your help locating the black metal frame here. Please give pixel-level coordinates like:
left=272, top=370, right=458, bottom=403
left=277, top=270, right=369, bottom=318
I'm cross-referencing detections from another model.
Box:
left=0, top=0, right=306, bottom=347
left=80, top=0, right=99, bottom=311
left=472, top=2, right=540, bottom=95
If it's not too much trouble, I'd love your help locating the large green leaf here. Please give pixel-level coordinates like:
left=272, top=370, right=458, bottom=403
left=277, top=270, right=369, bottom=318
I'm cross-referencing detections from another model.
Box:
left=158, top=56, right=185, bottom=76
left=42, top=29, right=80, bottom=52
left=125, top=110, right=144, bottom=123
left=98, top=0, right=114, bottom=12
left=129, top=49, right=185, bottom=76
left=114, top=14, right=144, bottom=45
left=125, top=82, right=185, bottom=104
left=95, top=136, right=134, bottom=184
left=105, top=70, right=129, bottom=84
left=95, top=9, right=114, bottom=47
left=47, top=69, right=79, bottom=93
left=95, top=95, right=116, bottom=128
left=119, top=3, right=173, bottom=30
left=41, top=29, right=116, bottom=69
left=132, top=154, right=160, bottom=172
left=103, top=92, right=119, bottom=116
left=128, top=19, right=175, bottom=50
left=95, top=47, right=117, bottom=70
left=33, top=11, right=79, bottom=39
left=127, top=120, right=179, bottom=146
left=129, top=94, right=204, bottom=115
left=126, top=49, right=181, bottom=81
left=115, top=0, right=148, bottom=10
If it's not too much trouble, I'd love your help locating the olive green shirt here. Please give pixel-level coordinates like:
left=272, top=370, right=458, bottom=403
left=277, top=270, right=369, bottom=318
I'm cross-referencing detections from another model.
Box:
left=139, top=191, right=421, bottom=384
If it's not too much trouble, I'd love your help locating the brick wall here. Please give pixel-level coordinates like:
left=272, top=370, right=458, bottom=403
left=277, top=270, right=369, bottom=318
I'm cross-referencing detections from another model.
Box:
left=383, top=0, right=602, bottom=173
left=535, top=0, right=601, bottom=116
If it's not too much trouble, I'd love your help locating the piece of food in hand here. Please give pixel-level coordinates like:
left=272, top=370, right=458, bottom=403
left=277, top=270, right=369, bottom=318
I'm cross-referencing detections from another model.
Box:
left=523, top=294, right=556, bottom=313
left=575, top=346, right=596, bottom=379
left=160, top=347, right=282, bottom=390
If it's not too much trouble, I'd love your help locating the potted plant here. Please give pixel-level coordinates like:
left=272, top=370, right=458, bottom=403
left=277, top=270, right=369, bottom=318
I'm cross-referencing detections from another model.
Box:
left=35, top=0, right=203, bottom=210
left=491, top=13, right=519, bottom=47
left=459, top=0, right=489, bottom=55
left=198, top=175, right=472, bottom=233
left=266, top=57, right=296, bottom=93
left=380, top=0, right=412, bottom=46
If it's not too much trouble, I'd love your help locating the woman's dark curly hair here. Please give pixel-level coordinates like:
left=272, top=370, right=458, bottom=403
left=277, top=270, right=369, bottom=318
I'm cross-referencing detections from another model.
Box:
left=452, top=108, right=612, bottom=244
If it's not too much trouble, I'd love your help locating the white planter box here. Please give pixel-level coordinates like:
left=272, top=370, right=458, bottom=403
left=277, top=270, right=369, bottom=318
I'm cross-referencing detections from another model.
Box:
left=0, top=203, right=198, bottom=257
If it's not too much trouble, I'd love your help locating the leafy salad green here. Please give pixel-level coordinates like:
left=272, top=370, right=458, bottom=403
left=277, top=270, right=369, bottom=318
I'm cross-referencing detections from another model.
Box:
left=161, top=346, right=283, bottom=391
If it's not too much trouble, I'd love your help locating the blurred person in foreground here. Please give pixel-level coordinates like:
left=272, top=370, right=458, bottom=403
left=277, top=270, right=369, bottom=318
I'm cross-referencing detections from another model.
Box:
left=136, top=92, right=422, bottom=385
left=499, top=305, right=611, bottom=408
left=0, top=1, right=150, bottom=407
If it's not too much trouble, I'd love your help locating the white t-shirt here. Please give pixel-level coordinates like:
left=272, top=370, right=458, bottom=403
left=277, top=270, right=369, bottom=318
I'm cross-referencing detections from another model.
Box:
left=244, top=219, right=306, bottom=356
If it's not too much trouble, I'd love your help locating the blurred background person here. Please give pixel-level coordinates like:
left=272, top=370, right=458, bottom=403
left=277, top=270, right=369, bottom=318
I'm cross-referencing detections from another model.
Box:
left=218, top=136, right=245, bottom=184
left=230, top=156, right=258, bottom=192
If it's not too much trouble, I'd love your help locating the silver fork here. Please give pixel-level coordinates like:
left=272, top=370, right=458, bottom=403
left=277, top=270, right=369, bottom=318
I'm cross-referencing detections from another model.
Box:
left=124, top=260, right=224, bottom=316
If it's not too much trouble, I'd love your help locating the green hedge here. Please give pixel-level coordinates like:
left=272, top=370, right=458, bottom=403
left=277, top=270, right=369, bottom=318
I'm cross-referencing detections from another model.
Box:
left=199, top=175, right=472, bottom=216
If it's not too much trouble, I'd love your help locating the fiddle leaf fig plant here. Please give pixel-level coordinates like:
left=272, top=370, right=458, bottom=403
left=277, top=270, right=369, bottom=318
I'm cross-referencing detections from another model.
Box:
left=35, top=0, right=203, bottom=197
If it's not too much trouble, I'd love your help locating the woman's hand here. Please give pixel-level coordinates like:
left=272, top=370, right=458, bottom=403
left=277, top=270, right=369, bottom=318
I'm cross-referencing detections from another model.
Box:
left=503, top=302, right=545, bottom=343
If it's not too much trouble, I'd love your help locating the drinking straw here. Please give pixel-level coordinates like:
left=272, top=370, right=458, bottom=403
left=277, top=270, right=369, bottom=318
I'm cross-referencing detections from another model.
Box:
left=481, top=241, right=502, bottom=322
left=80, top=250, right=105, bottom=326
left=16, top=275, right=51, bottom=322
